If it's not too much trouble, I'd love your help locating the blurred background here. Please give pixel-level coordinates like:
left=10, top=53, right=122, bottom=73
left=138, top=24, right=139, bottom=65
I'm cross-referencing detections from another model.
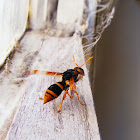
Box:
left=92, top=0, right=140, bottom=139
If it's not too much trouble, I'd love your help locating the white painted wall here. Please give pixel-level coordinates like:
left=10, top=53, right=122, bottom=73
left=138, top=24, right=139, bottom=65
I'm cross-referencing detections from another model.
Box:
left=94, top=0, right=140, bottom=139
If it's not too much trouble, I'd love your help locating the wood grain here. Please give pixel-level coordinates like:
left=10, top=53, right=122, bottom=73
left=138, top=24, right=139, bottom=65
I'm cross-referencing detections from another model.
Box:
left=5, top=31, right=100, bottom=140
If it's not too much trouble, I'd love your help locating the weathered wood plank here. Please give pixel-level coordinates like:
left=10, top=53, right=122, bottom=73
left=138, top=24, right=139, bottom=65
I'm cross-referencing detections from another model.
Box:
left=0, top=0, right=29, bottom=66
left=6, top=31, right=100, bottom=140
left=0, top=31, right=43, bottom=140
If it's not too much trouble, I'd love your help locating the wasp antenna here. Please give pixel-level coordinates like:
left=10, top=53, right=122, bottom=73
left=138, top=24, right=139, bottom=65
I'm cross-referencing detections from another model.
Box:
left=73, top=55, right=79, bottom=67
left=80, top=56, right=94, bottom=67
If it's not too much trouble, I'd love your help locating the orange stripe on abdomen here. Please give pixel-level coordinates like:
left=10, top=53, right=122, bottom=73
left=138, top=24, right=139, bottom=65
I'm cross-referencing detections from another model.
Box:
left=55, top=82, right=63, bottom=90
left=46, top=89, right=58, bottom=98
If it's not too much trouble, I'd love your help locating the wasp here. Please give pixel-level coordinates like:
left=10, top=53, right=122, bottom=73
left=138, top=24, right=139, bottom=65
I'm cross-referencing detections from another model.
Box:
left=24, top=56, right=93, bottom=112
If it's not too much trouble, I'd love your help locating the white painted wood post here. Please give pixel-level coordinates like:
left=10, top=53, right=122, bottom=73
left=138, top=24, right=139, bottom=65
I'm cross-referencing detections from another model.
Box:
left=29, top=0, right=48, bottom=29
left=57, top=0, right=84, bottom=24
left=0, top=0, right=29, bottom=66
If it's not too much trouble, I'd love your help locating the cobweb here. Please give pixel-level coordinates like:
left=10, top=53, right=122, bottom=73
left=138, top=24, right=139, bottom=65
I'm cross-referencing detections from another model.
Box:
left=82, top=0, right=116, bottom=58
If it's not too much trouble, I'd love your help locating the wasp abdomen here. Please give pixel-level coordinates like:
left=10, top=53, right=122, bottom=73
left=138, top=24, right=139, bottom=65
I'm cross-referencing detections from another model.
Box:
left=43, top=82, right=65, bottom=104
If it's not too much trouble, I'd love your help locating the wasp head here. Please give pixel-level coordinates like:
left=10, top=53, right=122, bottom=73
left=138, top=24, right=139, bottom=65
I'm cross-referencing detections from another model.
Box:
left=74, top=67, right=84, bottom=81
left=72, top=56, right=93, bottom=81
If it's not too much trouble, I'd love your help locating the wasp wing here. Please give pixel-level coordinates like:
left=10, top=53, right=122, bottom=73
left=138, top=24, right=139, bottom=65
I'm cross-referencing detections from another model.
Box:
left=24, top=70, right=63, bottom=76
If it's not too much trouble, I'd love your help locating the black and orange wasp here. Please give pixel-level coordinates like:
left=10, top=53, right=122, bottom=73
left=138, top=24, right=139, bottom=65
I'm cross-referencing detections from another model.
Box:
left=24, top=56, right=93, bottom=112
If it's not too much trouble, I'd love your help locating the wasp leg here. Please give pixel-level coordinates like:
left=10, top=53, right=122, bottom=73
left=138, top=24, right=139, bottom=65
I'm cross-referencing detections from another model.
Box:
left=75, top=91, right=85, bottom=105
left=57, top=89, right=68, bottom=112
left=39, top=98, right=44, bottom=100
left=67, top=92, right=72, bottom=98
left=70, top=78, right=76, bottom=97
